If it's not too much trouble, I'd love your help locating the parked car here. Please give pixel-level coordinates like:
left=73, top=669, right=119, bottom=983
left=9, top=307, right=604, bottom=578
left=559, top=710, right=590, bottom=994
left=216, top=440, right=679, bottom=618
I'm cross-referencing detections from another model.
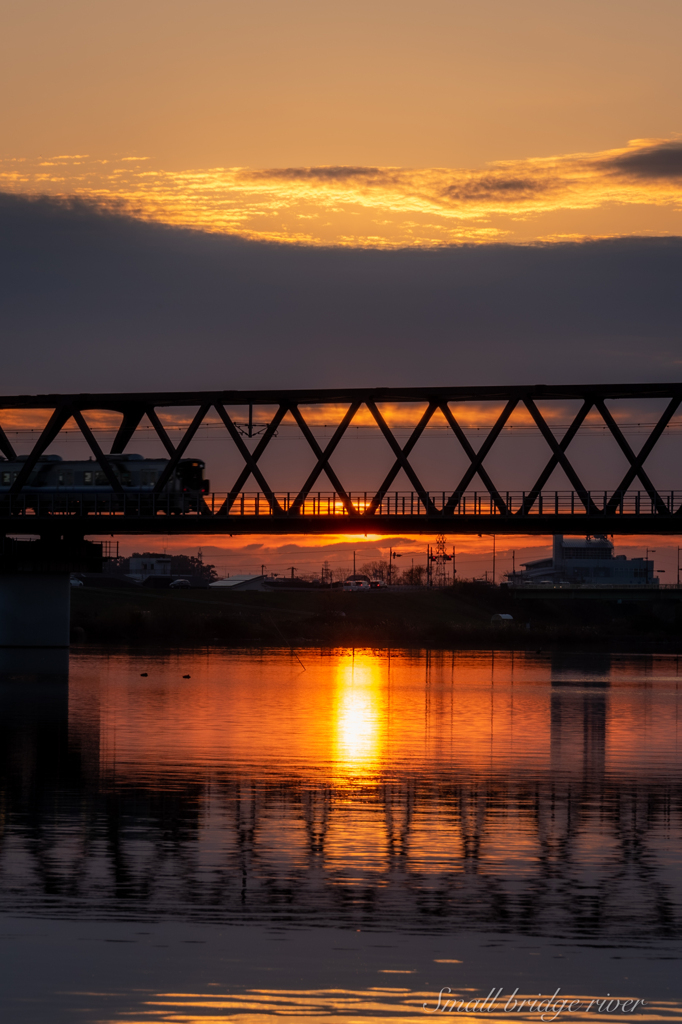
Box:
left=69, top=576, right=84, bottom=587
left=369, top=578, right=387, bottom=588
left=343, top=575, right=371, bottom=591
left=169, top=578, right=192, bottom=589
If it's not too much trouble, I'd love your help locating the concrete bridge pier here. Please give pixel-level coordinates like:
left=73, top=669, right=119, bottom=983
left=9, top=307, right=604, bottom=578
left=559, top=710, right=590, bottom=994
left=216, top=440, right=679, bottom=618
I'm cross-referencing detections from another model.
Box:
left=0, top=573, right=71, bottom=647
left=0, top=535, right=105, bottom=648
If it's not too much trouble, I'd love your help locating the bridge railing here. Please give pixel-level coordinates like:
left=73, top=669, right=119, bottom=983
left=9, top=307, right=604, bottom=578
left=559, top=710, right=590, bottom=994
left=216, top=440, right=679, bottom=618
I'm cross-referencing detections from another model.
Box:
left=1, top=489, right=681, bottom=517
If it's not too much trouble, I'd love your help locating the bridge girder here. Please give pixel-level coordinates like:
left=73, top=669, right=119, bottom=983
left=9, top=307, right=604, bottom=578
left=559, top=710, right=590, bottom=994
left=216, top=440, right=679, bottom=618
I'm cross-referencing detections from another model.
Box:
left=1, top=384, right=682, bottom=536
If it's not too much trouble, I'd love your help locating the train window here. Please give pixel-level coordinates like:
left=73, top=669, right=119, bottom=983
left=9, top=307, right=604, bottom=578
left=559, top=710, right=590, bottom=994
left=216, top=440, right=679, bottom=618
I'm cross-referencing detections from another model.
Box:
left=84, top=471, right=93, bottom=485
left=58, top=471, right=74, bottom=486
left=94, top=472, right=107, bottom=485
left=2, top=472, right=10, bottom=485
left=177, top=461, right=204, bottom=489
left=141, top=470, right=157, bottom=485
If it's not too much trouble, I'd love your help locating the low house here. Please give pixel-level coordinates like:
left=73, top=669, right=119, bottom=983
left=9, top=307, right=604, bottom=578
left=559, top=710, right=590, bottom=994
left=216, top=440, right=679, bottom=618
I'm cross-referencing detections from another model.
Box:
left=209, top=574, right=268, bottom=591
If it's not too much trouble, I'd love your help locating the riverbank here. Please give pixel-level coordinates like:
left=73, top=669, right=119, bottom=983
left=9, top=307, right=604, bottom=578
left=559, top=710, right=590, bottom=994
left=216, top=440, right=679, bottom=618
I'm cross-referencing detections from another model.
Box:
left=70, top=582, right=682, bottom=650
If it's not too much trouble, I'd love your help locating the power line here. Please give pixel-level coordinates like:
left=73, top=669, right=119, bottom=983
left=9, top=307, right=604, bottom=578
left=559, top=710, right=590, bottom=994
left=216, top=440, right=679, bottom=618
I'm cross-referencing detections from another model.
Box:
left=3, top=421, right=681, bottom=441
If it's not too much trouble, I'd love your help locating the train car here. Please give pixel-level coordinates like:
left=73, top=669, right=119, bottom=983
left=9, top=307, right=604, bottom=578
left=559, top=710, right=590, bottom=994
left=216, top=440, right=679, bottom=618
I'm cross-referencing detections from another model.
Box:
left=0, top=454, right=210, bottom=513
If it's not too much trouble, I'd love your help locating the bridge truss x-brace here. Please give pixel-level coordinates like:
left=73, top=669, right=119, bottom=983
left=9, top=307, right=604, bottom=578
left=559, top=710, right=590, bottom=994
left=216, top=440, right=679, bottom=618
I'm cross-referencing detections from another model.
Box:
left=1, top=384, right=681, bottom=519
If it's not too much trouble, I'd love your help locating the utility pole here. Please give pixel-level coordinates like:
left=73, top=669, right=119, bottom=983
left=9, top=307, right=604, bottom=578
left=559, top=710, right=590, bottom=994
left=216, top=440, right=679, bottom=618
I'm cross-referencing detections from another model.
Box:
left=353, top=551, right=356, bottom=574
left=645, top=548, right=655, bottom=584
left=478, top=533, right=497, bottom=584
left=388, top=547, right=402, bottom=585
left=678, top=547, right=680, bottom=587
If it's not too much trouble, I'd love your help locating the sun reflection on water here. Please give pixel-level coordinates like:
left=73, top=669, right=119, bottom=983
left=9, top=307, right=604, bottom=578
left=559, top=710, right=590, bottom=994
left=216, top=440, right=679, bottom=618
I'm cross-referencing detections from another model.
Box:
left=4, top=650, right=682, bottom=1022
left=107, top=987, right=681, bottom=1023
left=332, top=653, right=387, bottom=780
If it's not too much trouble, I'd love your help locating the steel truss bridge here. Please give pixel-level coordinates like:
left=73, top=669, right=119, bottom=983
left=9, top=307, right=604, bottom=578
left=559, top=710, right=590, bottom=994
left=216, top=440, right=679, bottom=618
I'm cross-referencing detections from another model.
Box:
left=2, top=384, right=682, bottom=536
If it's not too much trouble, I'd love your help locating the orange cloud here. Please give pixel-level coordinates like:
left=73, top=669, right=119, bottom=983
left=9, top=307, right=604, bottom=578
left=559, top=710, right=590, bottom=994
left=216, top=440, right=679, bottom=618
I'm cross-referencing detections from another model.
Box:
left=2, top=137, right=681, bottom=248
left=3, top=400, right=681, bottom=437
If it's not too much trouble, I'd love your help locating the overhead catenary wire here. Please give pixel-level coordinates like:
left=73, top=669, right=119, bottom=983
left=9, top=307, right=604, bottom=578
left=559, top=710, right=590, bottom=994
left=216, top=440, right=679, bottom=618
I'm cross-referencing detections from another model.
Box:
left=3, top=420, right=679, bottom=442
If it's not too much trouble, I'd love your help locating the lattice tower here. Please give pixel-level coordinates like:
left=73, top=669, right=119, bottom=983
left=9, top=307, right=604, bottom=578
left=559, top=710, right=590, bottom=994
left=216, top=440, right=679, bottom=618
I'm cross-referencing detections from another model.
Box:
left=433, top=534, right=448, bottom=587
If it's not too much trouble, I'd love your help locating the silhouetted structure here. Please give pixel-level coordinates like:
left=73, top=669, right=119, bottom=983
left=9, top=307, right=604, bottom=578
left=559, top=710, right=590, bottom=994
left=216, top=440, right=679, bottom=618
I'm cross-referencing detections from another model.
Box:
left=1, top=384, right=682, bottom=535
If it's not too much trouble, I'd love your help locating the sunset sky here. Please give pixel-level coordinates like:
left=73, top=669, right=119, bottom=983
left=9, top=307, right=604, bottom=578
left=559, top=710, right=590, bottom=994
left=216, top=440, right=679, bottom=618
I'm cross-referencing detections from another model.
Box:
left=2, top=0, right=681, bottom=570
left=3, top=0, right=682, bottom=246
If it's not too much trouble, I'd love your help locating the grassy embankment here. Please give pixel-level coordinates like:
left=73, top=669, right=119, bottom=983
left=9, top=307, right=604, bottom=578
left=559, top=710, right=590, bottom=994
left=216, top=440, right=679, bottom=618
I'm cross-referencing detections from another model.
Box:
left=70, top=583, right=682, bottom=649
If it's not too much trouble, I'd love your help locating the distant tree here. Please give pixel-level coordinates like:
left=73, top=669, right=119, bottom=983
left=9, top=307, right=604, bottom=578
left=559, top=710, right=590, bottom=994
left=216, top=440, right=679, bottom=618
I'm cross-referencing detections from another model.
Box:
left=169, top=554, right=218, bottom=582
left=401, top=565, right=426, bottom=585
left=359, top=560, right=390, bottom=581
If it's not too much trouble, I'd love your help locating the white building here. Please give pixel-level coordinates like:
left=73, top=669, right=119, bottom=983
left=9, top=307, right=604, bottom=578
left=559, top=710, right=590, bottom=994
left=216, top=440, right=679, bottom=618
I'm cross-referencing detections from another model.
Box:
left=128, top=555, right=172, bottom=580
left=509, top=536, right=657, bottom=586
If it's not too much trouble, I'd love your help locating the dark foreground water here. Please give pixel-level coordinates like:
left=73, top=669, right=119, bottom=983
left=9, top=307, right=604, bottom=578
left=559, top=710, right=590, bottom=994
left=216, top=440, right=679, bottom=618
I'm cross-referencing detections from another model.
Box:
left=1, top=647, right=681, bottom=1022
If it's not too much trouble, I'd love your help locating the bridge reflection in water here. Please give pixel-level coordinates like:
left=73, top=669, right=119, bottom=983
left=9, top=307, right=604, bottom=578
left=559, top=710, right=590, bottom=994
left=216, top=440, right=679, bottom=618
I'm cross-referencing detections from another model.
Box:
left=1, top=649, right=681, bottom=940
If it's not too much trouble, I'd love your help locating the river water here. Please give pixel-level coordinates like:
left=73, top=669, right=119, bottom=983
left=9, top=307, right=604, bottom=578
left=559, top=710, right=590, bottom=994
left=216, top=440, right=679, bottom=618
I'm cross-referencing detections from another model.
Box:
left=1, top=647, right=681, bottom=1022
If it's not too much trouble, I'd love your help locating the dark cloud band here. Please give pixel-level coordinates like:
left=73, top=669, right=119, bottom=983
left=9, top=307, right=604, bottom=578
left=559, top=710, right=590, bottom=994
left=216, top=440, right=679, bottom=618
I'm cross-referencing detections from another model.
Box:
left=0, top=191, right=680, bottom=394
left=605, top=141, right=682, bottom=180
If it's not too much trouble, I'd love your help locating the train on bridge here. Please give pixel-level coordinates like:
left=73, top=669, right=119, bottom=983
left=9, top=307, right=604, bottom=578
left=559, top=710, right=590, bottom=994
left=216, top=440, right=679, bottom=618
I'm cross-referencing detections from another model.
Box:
left=0, top=453, right=209, bottom=511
